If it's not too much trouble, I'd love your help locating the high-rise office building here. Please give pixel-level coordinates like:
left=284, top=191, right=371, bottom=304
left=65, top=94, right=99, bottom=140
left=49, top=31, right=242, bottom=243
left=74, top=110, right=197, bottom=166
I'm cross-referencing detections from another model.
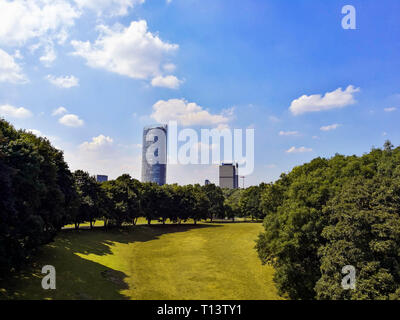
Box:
left=219, top=163, right=239, bottom=189
left=141, top=124, right=167, bottom=186
left=95, top=175, right=108, bottom=183
left=205, top=179, right=211, bottom=185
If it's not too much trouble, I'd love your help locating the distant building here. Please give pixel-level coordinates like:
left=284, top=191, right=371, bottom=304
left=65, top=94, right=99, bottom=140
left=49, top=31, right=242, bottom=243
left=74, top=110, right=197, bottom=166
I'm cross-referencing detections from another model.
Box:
left=95, top=175, right=108, bottom=183
left=141, top=124, right=167, bottom=186
left=219, top=163, right=239, bottom=189
left=205, top=179, right=211, bottom=185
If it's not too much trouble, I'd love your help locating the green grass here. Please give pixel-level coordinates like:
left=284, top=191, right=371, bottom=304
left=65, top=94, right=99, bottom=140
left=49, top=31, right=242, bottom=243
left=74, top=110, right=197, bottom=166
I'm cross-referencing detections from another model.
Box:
left=0, top=222, right=282, bottom=300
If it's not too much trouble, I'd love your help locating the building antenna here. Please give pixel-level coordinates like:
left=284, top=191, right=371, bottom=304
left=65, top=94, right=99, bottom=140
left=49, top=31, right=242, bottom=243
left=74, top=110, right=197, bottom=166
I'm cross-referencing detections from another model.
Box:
left=240, top=176, right=245, bottom=189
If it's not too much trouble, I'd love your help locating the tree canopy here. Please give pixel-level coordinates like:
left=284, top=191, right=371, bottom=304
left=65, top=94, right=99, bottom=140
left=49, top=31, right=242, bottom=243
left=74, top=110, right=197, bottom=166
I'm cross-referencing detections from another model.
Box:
left=256, top=143, right=400, bottom=300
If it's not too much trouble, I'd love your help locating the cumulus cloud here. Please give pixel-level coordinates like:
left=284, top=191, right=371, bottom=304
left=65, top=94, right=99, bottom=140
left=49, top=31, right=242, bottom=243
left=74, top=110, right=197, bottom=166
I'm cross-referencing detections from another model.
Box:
left=151, top=99, right=231, bottom=126
left=0, top=49, right=28, bottom=84
left=286, top=146, right=312, bottom=154
left=74, top=0, right=144, bottom=17
left=0, top=104, right=32, bottom=118
left=289, top=85, right=360, bottom=115
left=163, top=63, right=176, bottom=73
left=52, top=106, right=68, bottom=116
left=71, top=20, right=178, bottom=82
left=384, top=107, right=397, bottom=112
left=79, top=134, right=113, bottom=152
left=47, top=75, right=79, bottom=88
left=0, top=0, right=80, bottom=46
left=58, top=114, right=84, bottom=127
left=13, top=50, right=23, bottom=60
left=151, top=75, right=182, bottom=89
left=63, top=137, right=142, bottom=180
left=39, top=43, right=57, bottom=66
left=320, top=123, right=341, bottom=131
left=279, top=130, right=299, bottom=136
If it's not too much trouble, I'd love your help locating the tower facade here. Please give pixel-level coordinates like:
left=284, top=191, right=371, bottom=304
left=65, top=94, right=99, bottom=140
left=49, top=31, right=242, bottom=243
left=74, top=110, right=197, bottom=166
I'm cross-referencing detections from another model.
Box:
left=219, top=163, right=239, bottom=189
left=141, top=124, right=167, bottom=186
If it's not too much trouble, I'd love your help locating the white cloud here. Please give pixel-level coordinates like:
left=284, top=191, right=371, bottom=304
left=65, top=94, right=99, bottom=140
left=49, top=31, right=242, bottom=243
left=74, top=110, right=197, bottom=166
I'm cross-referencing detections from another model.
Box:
left=40, top=43, right=56, bottom=66
left=320, top=123, right=341, bottom=131
left=151, top=99, right=231, bottom=126
left=71, top=20, right=178, bottom=82
left=79, top=134, right=113, bottom=152
left=52, top=106, right=68, bottom=116
left=289, top=85, right=360, bottom=115
left=0, top=0, right=80, bottom=46
left=13, top=50, right=23, bottom=59
left=63, top=138, right=142, bottom=180
left=279, top=130, right=299, bottom=136
left=151, top=75, right=182, bottom=89
left=58, top=114, right=84, bottom=127
left=0, top=49, right=28, bottom=84
left=286, top=146, right=312, bottom=154
left=163, top=63, right=176, bottom=73
left=0, top=104, right=32, bottom=118
left=384, top=107, right=397, bottom=112
left=47, top=75, right=79, bottom=88
left=74, top=0, right=144, bottom=17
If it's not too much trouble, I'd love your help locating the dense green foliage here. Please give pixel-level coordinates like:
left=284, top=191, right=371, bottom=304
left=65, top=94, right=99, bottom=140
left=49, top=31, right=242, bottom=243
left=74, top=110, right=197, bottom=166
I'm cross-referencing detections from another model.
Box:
left=256, top=143, right=400, bottom=300
left=0, top=119, right=78, bottom=274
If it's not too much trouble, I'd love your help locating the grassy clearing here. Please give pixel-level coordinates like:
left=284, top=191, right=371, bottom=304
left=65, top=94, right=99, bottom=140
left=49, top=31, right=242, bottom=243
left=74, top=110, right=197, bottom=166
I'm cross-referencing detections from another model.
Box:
left=0, top=222, right=282, bottom=300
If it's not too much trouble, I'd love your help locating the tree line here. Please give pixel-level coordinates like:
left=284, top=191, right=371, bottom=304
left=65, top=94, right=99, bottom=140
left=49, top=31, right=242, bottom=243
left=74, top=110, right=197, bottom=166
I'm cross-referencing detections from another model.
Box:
left=0, top=119, right=230, bottom=275
left=73, top=171, right=227, bottom=229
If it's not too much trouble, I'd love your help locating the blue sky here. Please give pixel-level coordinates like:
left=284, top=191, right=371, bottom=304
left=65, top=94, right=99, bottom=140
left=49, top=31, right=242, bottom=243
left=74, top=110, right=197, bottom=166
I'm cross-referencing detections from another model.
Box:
left=0, top=0, right=399, bottom=185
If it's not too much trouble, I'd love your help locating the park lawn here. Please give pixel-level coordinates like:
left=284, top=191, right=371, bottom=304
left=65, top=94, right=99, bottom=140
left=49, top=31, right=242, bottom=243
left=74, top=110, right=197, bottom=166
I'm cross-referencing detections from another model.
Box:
left=0, top=222, right=282, bottom=300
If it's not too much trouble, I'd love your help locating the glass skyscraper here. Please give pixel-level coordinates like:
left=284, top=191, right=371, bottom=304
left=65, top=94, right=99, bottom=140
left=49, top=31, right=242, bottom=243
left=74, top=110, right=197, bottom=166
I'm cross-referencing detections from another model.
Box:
left=141, top=124, right=167, bottom=186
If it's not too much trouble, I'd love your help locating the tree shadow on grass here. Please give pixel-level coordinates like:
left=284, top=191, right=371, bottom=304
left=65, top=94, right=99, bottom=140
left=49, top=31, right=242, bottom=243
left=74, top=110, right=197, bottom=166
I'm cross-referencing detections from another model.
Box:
left=0, top=224, right=222, bottom=300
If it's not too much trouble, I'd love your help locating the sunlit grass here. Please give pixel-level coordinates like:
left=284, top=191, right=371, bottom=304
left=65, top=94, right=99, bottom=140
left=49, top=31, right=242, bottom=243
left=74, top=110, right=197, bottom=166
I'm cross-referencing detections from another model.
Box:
left=0, top=222, right=281, bottom=300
